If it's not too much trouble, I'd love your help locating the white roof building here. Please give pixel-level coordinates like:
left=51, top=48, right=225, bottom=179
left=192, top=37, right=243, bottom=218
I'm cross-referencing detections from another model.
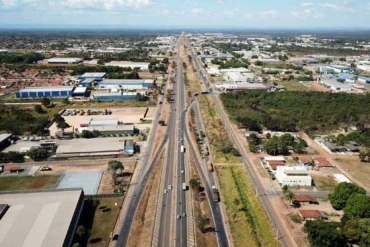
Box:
left=47, top=58, right=83, bottom=64
left=276, top=166, right=312, bottom=187
left=333, top=174, right=352, bottom=183
left=105, top=61, right=150, bottom=71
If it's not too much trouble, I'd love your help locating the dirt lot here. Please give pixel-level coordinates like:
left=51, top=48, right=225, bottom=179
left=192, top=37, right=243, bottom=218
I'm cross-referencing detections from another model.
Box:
left=49, top=107, right=153, bottom=135
left=35, top=159, right=136, bottom=194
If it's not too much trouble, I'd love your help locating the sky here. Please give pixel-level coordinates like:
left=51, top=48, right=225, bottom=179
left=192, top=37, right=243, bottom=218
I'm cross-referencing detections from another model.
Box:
left=0, top=0, right=369, bottom=29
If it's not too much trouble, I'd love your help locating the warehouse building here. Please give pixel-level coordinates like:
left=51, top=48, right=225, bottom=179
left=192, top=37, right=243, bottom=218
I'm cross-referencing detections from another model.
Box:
left=91, top=91, right=143, bottom=102
left=0, top=134, right=13, bottom=151
left=16, top=86, right=75, bottom=98
left=98, top=79, right=154, bottom=90
left=358, top=76, right=370, bottom=83
left=47, top=58, right=83, bottom=64
left=0, top=188, right=84, bottom=247
left=319, top=79, right=352, bottom=92
left=79, top=72, right=106, bottom=81
left=71, top=87, right=87, bottom=97
left=105, top=61, right=150, bottom=71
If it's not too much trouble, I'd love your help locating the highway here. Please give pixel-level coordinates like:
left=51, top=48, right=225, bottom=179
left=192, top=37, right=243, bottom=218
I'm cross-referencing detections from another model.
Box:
left=187, top=38, right=294, bottom=247
left=157, top=37, right=188, bottom=247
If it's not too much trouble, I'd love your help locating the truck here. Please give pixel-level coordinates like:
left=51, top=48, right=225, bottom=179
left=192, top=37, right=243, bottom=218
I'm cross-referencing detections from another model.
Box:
left=182, top=183, right=187, bottom=191
left=207, top=161, right=213, bottom=172
left=180, top=145, right=185, bottom=153
left=212, top=186, right=220, bottom=202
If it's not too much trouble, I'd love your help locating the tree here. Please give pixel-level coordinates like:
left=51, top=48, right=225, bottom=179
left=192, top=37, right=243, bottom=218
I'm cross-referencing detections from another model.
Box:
left=27, top=148, right=48, bottom=160
left=34, top=105, right=44, bottom=114
left=40, top=97, right=51, bottom=107
left=189, top=178, right=199, bottom=191
left=80, top=130, right=95, bottom=138
left=282, top=185, right=289, bottom=194
left=108, top=160, right=124, bottom=185
left=305, top=220, right=347, bottom=247
left=284, top=191, right=295, bottom=204
left=329, top=182, right=366, bottom=210
left=57, top=120, right=71, bottom=134
left=344, top=194, right=370, bottom=219
left=359, top=150, right=370, bottom=162
left=357, top=218, right=370, bottom=247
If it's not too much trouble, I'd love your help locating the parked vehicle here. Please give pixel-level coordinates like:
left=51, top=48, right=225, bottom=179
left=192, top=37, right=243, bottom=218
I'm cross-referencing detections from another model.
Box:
left=212, top=186, right=220, bottom=202
left=207, top=161, right=214, bottom=172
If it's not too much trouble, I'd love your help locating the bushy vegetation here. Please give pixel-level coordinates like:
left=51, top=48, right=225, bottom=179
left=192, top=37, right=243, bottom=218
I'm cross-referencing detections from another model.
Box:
left=220, top=91, right=370, bottom=135
left=211, top=58, right=248, bottom=69
left=0, top=52, right=44, bottom=64
left=304, top=182, right=370, bottom=247
left=0, top=105, right=50, bottom=135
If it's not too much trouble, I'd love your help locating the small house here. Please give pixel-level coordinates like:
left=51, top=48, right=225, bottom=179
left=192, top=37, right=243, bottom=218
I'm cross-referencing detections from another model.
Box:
left=299, top=210, right=327, bottom=221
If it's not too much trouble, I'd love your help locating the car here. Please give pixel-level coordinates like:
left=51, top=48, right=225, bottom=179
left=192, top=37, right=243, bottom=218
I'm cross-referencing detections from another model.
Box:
left=181, top=170, right=184, bottom=174
left=182, top=213, right=186, bottom=218
left=168, top=185, right=172, bottom=190
left=164, top=189, right=167, bottom=194
left=40, top=166, right=52, bottom=171
left=176, top=214, right=181, bottom=220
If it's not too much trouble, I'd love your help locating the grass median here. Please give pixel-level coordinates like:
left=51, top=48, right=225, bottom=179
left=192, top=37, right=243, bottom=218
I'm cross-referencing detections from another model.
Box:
left=217, top=166, right=280, bottom=247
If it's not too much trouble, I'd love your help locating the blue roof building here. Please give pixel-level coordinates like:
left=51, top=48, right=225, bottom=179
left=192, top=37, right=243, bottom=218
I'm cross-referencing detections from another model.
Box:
left=98, top=79, right=154, bottom=90
left=79, top=72, right=106, bottom=81
left=16, top=86, right=75, bottom=98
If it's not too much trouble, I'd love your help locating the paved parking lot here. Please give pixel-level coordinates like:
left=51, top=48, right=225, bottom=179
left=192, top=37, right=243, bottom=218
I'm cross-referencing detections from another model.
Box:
left=57, top=171, right=103, bottom=195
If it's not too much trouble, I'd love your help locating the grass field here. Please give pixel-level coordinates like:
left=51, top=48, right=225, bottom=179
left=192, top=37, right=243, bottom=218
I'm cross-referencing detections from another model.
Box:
left=72, top=197, right=122, bottom=247
left=0, top=175, right=59, bottom=191
left=217, top=166, right=280, bottom=247
left=278, top=80, right=313, bottom=91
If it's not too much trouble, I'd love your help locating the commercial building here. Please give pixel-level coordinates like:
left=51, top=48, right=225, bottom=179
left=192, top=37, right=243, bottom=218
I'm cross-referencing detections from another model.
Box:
left=0, top=188, right=84, bottom=247
left=98, top=79, right=154, bottom=90
left=105, top=61, right=150, bottom=71
left=78, top=78, right=95, bottom=87
left=47, top=58, right=83, bottom=64
left=319, top=79, right=352, bottom=91
left=16, top=86, right=75, bottom=98
left=326, top=65, right=354, bottom=74
left=79, top=72, right=106, bottom=81
left=275, top=166, right=312, bottom=187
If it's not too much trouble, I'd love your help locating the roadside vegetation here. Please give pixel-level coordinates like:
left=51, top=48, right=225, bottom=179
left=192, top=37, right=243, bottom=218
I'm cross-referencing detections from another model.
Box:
left=217, top=166, right=280, bottom=247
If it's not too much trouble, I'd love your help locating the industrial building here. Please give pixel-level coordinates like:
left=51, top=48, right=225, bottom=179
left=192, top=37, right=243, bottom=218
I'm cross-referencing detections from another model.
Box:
left=0, top=188, right=84, bottom=247
left=47, top=58, right=83, bottom=64
left=71, top=87, right=87, bottom=97
left=105, top=61, right=150, bottom=71
left=319, top=79, right=352, bottom=92
left=90, top=91, right=143, bottom=102
left=358, top=76, right=370, bottom=83
left=79, top=72, right=106, bottom=81
left=216, top=82, right=266, bottom=91
left=78, top=78, right=95, bottom=87
left=98, top=79, right=154, bottom=90
left=16, top=86, right=75, bottom=98
left=275, top=166, right=312, bottom=187
left=326, top=65, right=354, bottom=74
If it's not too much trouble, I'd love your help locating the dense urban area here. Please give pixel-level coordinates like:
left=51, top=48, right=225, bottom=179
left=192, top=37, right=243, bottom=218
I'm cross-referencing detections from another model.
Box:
left=0, top=29, right=370, bottom=247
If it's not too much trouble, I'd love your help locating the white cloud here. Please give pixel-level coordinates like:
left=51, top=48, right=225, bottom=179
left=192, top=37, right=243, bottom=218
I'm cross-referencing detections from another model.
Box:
left=301, top=2, right=313, bottom=7
left=320, top=1, right=355, bottom=13
left=256, top=9, right=278, bottom=19
left=222, top=9, right=238, bottom=18
left=0, top=0, right=151, bottom=11
left=191, top=7, right=203, bottom=15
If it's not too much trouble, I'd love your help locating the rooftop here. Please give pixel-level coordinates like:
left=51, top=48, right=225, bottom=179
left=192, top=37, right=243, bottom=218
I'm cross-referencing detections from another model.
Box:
left=18, top=86, right=75, bottom=93
left=89, top=119, right=119, bottom=126
left=333, top=173, right=352, bottom=183
left=0, top=189, right=83, bottom=247
left=79, top=72, right=106, bottom=78
left=0, top=134, right=12, bottom=143
left=294, top=195, right=318, bottom=203
left=47, top=57, right=82, bottom=63
left=299, top=210, right=324, bottom=219
left=73, top=87, right=87, bottom=94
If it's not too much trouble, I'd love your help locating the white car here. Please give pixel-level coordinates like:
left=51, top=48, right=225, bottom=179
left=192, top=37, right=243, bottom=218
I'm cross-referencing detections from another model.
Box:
left=168, top=185, right=172, bottom=190
left=164, top=189, right=167, bottom=194
left=181, top=170, right=184, bottom=174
